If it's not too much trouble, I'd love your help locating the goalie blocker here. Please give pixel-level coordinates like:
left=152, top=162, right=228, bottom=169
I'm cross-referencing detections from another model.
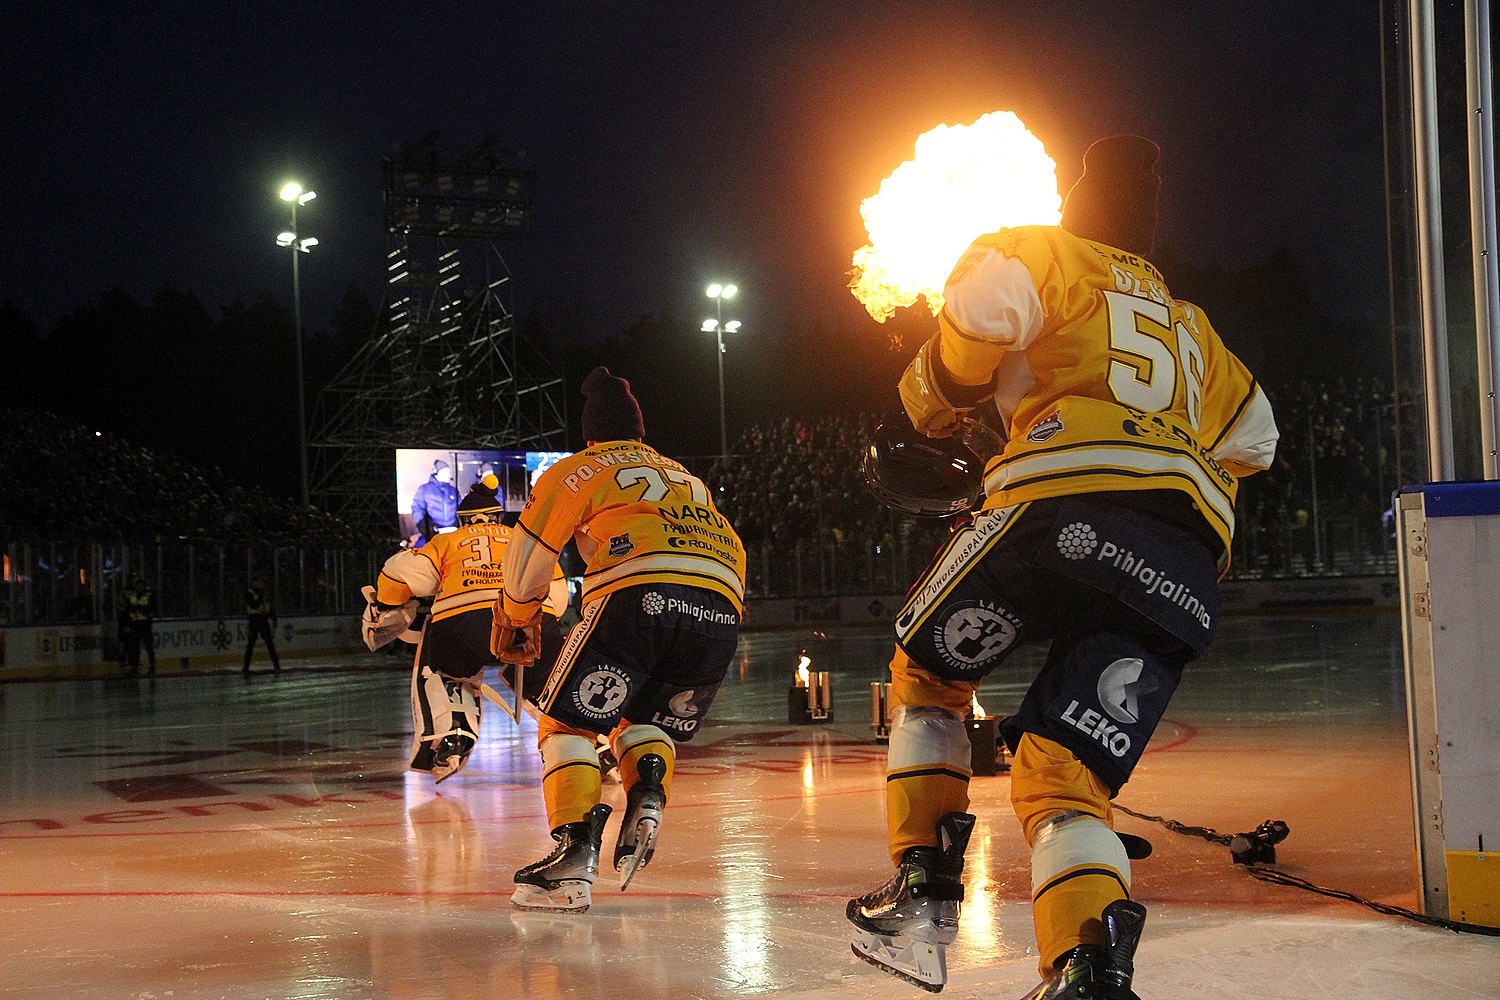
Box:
left=410, top=607, right=564, bottom=781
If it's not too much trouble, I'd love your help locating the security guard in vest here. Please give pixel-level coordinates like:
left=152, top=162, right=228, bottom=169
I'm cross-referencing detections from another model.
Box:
left=122, top=577, right=157, bottom=676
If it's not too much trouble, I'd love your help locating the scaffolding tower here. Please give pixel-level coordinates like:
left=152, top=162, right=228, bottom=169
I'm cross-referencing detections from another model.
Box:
left=309, top=136, right=566, bottom=538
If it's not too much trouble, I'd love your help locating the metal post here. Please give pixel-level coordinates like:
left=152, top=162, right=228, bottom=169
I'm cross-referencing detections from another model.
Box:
left=290, top=200, right=310, bottom=508
left=1308, top=412, right=1323, bottom=570
left=1466, top=0, right=1500, bottom=478
left=714, top=296, right=728, bottom=458
left=1410, top=0, right=1457, bottom=481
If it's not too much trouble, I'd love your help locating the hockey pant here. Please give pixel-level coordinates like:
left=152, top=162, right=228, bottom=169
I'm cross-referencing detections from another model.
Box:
left=885, top=647, right=1129, bottom=978
left=537, top=713, right=676, bottom=832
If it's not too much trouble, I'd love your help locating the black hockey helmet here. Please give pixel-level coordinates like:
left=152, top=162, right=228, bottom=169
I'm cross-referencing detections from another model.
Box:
left=862, top=414, right=985, bottom=518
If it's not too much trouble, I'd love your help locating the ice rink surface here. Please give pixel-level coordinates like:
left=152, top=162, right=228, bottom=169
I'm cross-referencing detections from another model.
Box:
left=2, top=613, right=1498, bottom=999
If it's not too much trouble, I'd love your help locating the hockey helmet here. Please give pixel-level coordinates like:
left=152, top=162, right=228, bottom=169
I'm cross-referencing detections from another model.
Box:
left=862, top=415, right=984, bottom=518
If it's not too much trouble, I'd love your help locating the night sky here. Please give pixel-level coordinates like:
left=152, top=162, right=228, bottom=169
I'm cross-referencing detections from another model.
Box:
left=5, top=2, right=1387, bottom=342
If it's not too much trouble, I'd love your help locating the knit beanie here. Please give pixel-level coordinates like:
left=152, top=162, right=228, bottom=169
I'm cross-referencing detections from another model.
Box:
left=580, top=367, right=645, bottom=443
left=457, top=473, right=503, bottom=523
left=1059, top=135, right=1161, bottom=257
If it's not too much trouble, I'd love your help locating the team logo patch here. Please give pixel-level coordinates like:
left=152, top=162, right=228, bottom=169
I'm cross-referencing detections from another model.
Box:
left=1026, top=410, right=1064, bottom=443
left=1097, top=657, right=1159, bottom=725
left=1056, top=522, right=1099, bottom=560
left=933, top=601, right=1021, bottom=674
left=642, top=591, right=665, bottom=615
left=573, top=664, right=631, bottom=720
left=608, top=533, right=634, bottom=557
left=667, top=689, right=699, bottom=717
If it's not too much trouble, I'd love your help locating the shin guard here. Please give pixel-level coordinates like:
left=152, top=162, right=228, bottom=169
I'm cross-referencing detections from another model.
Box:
left=541, top=733, right=603, bottom=830
left=885, top=705, right=973, bottom=866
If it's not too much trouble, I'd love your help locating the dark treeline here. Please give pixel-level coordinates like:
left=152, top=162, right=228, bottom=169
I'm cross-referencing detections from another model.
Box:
left=1, top=247, right=1385, bottom=504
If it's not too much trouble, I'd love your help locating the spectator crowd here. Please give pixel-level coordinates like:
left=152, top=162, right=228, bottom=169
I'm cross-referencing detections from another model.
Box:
left=0, top=408, right=358, bottom=544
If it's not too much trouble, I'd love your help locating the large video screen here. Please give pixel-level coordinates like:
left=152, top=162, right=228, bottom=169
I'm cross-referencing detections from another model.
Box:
left=395, top=448, right=571, bottom=544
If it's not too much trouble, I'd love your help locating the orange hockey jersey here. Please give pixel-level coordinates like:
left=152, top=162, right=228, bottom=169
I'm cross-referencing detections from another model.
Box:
left=377, top=523, right=567, bottom=625
left=500, top=441, right=745, bottom=622
left=934, top=225, right=1278, bottom=566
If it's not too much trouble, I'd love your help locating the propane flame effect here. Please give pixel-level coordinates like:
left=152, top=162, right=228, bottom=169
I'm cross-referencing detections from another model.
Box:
left=796, top=654, right=812, bottom=688
left=850, top=111, right=1062, bottom=322
left=971, top=692, right=987, bottom=720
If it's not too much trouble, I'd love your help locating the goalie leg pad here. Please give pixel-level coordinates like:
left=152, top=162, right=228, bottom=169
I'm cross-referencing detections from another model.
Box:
left=410, top=662, right=482, bottom=783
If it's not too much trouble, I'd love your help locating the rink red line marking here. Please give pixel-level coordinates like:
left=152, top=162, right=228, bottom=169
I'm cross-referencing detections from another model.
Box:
left=0, top=785, right=883, bottom=841
left=0, top=720, right=1202, bottom=843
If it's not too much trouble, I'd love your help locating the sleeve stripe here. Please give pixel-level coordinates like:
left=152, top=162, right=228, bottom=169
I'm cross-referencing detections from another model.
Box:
left=1033, top=866, right=1130, bottom=904
left=1207, top=378, right=1258, bottom=453
left=519, top=519, right=561, bottom=555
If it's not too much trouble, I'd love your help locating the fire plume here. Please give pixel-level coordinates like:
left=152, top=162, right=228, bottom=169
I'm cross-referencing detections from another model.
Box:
left=850, top=111, right=1062, bottom=322
left=796, top=653, right=812, bottom=687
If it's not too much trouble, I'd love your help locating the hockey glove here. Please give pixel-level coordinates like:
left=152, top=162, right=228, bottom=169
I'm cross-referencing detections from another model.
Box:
left=490, top=600, right=542, bottom=665
left=898, top=333, right=993, bottom=438
left=361, top=585, right=419, bottom=652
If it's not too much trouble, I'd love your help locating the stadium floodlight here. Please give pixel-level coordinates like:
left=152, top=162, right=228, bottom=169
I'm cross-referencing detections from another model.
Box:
left=277, top=180, right=318, bottom=507
left=703, top=282, right=741, bottom=457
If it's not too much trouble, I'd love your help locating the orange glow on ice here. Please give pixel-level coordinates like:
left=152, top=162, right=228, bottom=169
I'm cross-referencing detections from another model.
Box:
left=850, top=111, right=1061, bottom=322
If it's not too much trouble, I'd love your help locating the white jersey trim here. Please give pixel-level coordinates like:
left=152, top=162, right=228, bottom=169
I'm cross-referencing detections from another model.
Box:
left=1211, top=385, right=1278, bottom=471
left=985, top=445, right=1236, bottom=531
left=943, top=252, right=1045, bottom=349
left=582, top=553, right=745, bottom=602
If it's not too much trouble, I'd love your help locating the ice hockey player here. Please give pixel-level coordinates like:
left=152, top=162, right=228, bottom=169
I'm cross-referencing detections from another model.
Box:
left=364, top=473, right=569, bottom=782
left=848, top=135, right=1279, bottom=996
left=492, top=366, right=746, bottom=913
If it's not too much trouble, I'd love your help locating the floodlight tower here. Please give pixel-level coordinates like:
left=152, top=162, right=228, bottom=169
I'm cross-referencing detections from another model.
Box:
left=277, top=181, right=318, bottom=508
left=703, top=282, right=740, bottom=457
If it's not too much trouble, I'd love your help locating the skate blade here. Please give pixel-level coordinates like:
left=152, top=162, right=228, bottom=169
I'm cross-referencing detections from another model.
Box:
left=617, top=816, right=659, bottom=891
left=511, top=881, right=592, bottom=913
left=851, top=928, right=947, bottom=993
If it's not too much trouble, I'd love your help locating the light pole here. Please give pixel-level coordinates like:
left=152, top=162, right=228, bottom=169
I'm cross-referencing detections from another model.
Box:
left=277, top=182, right=318, bottom=508
left=704, top=282, right=740, bottom=457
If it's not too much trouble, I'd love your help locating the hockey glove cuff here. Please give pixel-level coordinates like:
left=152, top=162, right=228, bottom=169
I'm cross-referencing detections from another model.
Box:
left=898, top=333, right=994, bottom=438
left=491, top=599, right=542, bottom=665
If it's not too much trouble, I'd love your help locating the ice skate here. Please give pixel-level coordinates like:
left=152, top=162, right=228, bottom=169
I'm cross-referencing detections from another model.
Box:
left=1018, top=899, right=1147, bottom=1000
left=613, top=751, right=666, bottom=890
left=848, top=811, right=975, bottom=993
left=512, top=804, right=612, bottom=913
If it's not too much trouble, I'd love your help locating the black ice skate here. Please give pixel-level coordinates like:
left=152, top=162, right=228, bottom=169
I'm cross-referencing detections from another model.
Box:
left=512, top=804, right=613, bottom=913
left=1018, top=899, right=1147, bottom=1000
left=848, top=811, right=975, bottom=993
left=614, top=752, right=666, bottom=890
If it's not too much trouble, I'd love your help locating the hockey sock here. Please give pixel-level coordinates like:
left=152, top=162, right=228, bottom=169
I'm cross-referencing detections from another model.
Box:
left=1011, top=734, right=1127, bottom=976
left=540, top=733, right=603, bottom=830
left=613, top=723, right=675, bottom=801
left=885, top=705, right=972, bottom=866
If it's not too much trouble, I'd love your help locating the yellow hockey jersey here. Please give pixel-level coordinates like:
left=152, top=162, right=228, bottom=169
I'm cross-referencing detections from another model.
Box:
left=377, top=523, right=567, bottom=625
left=935, top=225, right=1278, bottom=564
left=500, top=441, right=746, bottom=621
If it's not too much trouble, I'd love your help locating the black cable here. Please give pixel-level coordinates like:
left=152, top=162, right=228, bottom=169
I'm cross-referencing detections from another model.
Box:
left=1115, top=804, right=1500, bottom=938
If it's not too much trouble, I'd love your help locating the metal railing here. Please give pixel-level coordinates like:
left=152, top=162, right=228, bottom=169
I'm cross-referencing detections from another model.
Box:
left=1, top=539, right=381, bottom=627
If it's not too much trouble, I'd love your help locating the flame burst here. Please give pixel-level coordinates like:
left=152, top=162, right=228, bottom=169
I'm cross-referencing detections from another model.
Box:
left=796, top=653, right=812, bottom=687
left=971, top=691, right=987, bottom=720
left=850, top=111, right=1062, bottom=322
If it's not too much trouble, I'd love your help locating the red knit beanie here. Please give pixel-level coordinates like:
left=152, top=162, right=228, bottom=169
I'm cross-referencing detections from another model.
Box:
left=1060, top=135, right=1161, bottom=257
left=580, top=367, right=645, bottom=442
